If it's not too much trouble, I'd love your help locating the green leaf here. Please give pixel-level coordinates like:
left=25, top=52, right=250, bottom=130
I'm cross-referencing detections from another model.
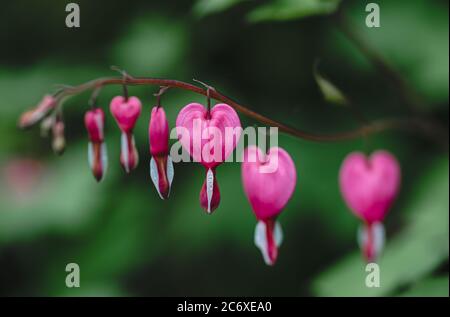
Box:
left=400, top=276, right=449, bottom=297
left=248, top=0, right=341, bottom=23
left=313, top=158, right=449, bottom=296
left=193, top=0, right=248, bottom=18
left=314, top=62, right=348, bottom=106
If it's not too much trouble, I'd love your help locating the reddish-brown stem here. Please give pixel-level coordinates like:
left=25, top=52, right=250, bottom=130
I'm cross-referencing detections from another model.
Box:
left=54, top=76, right=447, bottom=147
left=153, top=86, right=170, bottom=108
left=193, top=78, right=214, bottom=119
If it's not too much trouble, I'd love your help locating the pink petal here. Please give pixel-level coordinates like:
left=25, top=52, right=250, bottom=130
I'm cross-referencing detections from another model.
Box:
left=149, top=106, right=169, bottom=156
left=85, top=108, right=105, bottom=143
left=242, top=146, right=297, bottom=220
left=110, top=96, right=142, bottom=132
left=339, top=150, right=401, bottom=223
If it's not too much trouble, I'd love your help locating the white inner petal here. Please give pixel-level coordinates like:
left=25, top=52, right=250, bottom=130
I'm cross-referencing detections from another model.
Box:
left=357, top=222, right=385, bottom=261
left=206, top=168, right=214, bottom=213
left=121, top=132, right=129, bottom=173
left=166, top=155, right=174, bottom=197
left=373, top=222, right=385, bottom=259
left=167, top=155, right=174, bottom=187
left=254, top=220, right=283, bottom=266
left=150, top=157, right=163, bottom=199
left=274, top=221, right=283, bottom=247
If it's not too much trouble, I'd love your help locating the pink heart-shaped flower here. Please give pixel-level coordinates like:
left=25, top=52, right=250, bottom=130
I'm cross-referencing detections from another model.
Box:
left=176, top=102, right=241, bottom=213
left=110, top=96, right=142, bottom=132
left=242, top=145, right=297, bottom=266
left=110, top=96, right=142, bottom=173
left=242, top=146, right=297, bottom=220
left=176, top=103, right=241, bottom=169
left=84, top=108, right=107, bottom=182
left=339, top=150, right=401, bottom=224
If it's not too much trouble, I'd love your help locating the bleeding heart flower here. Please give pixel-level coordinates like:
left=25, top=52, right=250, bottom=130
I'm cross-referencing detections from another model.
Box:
left=110, top=96, right=142, bottom=173
left=339, top=150, right=401, bottom=262
left=149, top=106, right=174, bottom=199
left=19, top=95, right=57, bottom=129
left=85, top=108, right=107, bottom=182
left=241, top=145, right=297, bottom=266
left=176, top=103, right=241, bottom=213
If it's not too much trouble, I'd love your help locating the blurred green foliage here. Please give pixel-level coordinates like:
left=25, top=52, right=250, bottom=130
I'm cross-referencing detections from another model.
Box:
left=248, top=0, right=341, bottom=22
left=0, top=0, right=448, bottom=296
left=193, top=0, right=249, bottom=18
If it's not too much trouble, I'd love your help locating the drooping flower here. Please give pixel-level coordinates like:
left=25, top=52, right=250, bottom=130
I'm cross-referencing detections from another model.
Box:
left=176, top=103, right=241, bottom=213
left=110, top=96, right=142, bottom=173
left=84, top=107, right=107, bottom=182
left=241, top=145, right=297, bottom=265
left=19, top=95, right=57, bottom=129
left=339, top=150, right=401, bottom=262
left=149, top=106, right=174, bottom=199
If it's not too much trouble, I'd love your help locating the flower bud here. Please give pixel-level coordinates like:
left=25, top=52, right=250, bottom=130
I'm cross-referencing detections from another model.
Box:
left=19, top=95, right=57, bottom=129
left=85, top=108, right=107, bottom=182
left=149, top=106, right=174, bottom=199
left=40, top=116, right=55, bottom=137
left=52, top=120, right=65, bottom=155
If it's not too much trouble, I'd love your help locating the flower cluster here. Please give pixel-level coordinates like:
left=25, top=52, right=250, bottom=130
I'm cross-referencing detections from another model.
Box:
left=19, top=82, right=401, bottom=266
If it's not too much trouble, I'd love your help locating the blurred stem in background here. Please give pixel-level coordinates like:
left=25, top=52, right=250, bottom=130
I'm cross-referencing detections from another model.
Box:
left=331, top=6, right=448, bottom=150
left=334, top=7, right=425, bottom=114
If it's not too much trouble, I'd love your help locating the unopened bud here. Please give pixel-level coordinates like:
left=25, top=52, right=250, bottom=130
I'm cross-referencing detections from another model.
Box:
left=40, top=116, right=55, bottom=137
left=52, top=121, right=65, bottom=155
left=18, top=95, right=57, bottom=129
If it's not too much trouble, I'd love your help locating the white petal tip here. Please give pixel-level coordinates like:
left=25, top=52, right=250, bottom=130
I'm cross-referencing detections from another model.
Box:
left=358, top=222, right=385, bottom=262
left=254, top=220, right=283, bottom=266
left=150, top=157, right=164, bottom=200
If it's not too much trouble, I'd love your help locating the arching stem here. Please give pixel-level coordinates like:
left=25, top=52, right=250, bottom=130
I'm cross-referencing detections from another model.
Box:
left=47, top=75, right=448, bottom=148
